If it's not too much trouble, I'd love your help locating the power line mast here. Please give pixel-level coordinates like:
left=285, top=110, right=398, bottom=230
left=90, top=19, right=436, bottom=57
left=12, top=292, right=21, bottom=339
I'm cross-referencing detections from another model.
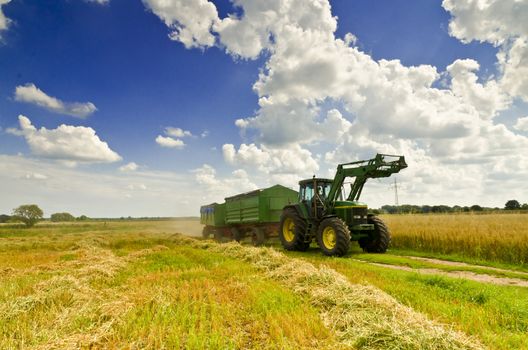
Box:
left=394, top=178, right=399, bottom=207
left=389, top=178, right=399, bottom=207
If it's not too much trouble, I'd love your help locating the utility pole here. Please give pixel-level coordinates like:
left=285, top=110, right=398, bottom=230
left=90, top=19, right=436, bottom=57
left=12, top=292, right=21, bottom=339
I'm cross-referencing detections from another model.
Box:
left=389, top=178, right=400, bottom=208
left=394, top=178, right=399, bottom=207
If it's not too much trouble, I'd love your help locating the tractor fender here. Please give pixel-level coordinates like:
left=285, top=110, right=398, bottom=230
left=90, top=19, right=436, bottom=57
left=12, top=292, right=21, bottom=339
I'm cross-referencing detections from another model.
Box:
left=282, top=204, right=307, bottom=220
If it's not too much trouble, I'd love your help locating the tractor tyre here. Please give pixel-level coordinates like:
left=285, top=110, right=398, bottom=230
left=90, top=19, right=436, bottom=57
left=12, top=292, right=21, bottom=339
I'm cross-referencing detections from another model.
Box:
left=359, top=215, right=391, bottom=253
left=232, top=227, right=245, bottom=242
left=251, top=227, right=266, bottom=247
left=202, top=226, right=211, bottom=239
left=316, top=217, right=351, bottom=257
left=279, top=207, right=310, bottom=251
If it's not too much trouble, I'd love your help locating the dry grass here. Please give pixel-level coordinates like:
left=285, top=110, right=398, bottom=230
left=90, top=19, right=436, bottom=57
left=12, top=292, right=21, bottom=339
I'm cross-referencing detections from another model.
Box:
left=0, top=222, right=335, bottom=349
left=383, top=213, right=528, bottom=265
left=178, top=236, right=483, bottom=350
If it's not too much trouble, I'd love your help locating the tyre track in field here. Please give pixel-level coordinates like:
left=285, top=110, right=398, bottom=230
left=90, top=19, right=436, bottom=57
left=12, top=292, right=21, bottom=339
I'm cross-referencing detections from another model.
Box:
left=353, top=257, right=528, bottom=288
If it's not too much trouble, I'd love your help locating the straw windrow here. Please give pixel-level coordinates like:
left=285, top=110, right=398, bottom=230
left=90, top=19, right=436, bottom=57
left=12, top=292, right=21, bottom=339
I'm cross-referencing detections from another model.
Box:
left=174, top=235, right=484, bottom=350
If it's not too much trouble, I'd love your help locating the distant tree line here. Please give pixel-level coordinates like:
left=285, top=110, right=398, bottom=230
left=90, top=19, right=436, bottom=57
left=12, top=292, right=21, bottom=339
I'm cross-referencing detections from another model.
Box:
left=378, top=199, right=528, bottom=214
left=0, top=204, right=90, bottom=227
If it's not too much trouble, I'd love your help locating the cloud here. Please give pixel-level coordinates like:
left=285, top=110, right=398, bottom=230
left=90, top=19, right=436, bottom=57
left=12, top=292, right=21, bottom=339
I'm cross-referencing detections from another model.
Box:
left=155, top=135, right=185, bottom=149
left=514, top=116, right=528, bottom=132
left=193, top=164, right=258, bottom=199
left=0, top=154, right=206, bottom=217
left=22, top=172, right=48, bottom=180
left=142, top=0, right=218, bottom=48
left=119, top=162, right=139, bottom=172
left=14, top=83, right=97, bottom=118
left=223, top=142, right=319, bottom=175
left=85, top=0, right=109, bottom=4
left=144, top=0, right=528, bottom=207
left=155, top=126, right=194, bottom=149
left=7, top=115, right=121, bottom=164
left=442, top=0, right=528, bottom=101
left=0, top=0, right=11, bottom=36
left=127, top=183, right=147, bottom=191
left=164, top=127, right=192, bottom=138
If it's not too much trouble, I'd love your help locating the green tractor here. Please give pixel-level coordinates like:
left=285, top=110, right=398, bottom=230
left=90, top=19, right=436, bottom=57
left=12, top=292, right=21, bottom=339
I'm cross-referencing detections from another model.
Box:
left=279, top=154, right=407, bottom=256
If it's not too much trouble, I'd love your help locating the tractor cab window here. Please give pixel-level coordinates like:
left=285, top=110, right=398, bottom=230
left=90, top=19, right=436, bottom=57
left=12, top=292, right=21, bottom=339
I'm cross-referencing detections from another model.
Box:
left=318, top=182, right=332, bottom=199
left=300, top=181, right=333, bottom=202
left=300, top=183, right=315, bottom=201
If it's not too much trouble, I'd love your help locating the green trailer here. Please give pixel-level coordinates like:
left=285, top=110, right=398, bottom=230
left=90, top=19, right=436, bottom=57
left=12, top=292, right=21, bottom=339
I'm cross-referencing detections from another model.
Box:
left=200, top=184, right=298, bottom=245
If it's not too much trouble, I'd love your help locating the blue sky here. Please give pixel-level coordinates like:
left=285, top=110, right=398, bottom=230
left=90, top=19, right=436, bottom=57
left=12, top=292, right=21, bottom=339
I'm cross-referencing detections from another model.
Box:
left=1, top=0, right=527, bottom=217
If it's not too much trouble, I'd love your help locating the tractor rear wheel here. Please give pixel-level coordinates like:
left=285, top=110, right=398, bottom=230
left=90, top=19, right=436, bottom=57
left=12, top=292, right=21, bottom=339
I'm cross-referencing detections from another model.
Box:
left=316, top=217, right=350, bottom=256
left=359, top=215, right=391, bottom=253
left=279, top=207, right=310, bottom=251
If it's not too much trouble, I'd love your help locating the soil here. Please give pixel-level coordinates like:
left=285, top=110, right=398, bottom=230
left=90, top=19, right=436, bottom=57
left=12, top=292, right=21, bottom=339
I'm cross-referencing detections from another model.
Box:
left=404, top=256, right=528, bottom=277
left=364, top=262, right=528, bottom=288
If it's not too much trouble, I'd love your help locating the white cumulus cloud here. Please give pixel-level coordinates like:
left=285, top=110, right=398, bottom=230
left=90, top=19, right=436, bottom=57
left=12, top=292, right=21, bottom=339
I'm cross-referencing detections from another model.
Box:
left=443, top=0, right=528, bottom=101
left=193, top=164, right=258, bottom=200
left=514, top=116, right=528, bottom=132
left=7, top=115, right=121, bottom=164
left=119, top=162, right=139, bottom=172
left=165, top=126, right=192, bottom=138
left=14, top=83, right=97, bottom=118
left=142, top=0, right=218, bottom=48
left=0, top=0, right=11, bottom=36
left=155, top=135, right=185, bottom=149
left=144, top=0, right=528, bottom=207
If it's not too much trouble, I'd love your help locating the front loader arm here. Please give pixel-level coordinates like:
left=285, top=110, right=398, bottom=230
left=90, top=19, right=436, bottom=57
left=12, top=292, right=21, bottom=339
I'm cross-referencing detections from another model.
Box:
left=326, top=154, right=407, bottom=211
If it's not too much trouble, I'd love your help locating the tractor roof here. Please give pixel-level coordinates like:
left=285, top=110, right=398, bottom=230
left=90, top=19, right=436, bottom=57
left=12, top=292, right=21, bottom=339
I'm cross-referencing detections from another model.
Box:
left=298, top=178, right=333, bottom=186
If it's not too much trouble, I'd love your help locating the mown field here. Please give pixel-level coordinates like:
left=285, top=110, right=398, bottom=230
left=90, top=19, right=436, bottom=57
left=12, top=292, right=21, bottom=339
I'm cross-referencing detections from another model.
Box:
left=0, top=215, right=527, bottom=349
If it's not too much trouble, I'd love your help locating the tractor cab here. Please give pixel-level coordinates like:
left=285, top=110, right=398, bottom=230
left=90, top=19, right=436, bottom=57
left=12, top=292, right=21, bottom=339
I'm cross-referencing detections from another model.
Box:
left=298, top=178, right=334, bottom=202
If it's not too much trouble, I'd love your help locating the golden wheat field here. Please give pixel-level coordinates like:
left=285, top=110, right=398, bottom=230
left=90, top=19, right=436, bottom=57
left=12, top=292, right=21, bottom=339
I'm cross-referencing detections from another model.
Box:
left=383, top=213, right=528, bottom=265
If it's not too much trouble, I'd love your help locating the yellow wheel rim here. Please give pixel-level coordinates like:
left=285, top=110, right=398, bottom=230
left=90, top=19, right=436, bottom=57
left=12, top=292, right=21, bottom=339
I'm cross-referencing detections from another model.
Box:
left=282, top=218, right=295, bottom=242
left=322, top=226, right=336, bottom=249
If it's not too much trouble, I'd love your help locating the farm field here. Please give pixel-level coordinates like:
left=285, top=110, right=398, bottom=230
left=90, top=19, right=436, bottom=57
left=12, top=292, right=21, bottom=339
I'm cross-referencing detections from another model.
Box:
left=0, top=215, right=527, bottom=349
left=384, top=213, right=528, bottom=267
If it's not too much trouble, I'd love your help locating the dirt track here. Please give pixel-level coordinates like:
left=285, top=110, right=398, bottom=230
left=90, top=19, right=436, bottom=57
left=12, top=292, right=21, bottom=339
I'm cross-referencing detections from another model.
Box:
left=365, top=261, right=528, bottom=288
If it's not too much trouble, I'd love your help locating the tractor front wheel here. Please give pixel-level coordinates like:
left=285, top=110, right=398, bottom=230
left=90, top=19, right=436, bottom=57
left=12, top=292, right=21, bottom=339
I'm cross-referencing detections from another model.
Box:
left=358, top=215, right=391, bottom=253
left=279, top=207, right=310, bottom=251
left=316, top=217, right=351, bottom=256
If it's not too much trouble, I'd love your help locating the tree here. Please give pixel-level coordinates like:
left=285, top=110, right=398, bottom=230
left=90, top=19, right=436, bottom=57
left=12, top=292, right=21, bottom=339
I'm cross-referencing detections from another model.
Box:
left=505, top=200, right=521, bottom=210
left=470, top=205, right=483, bottom=212
left=0, top=214, right=11, bottom=223
left=50, top=212, right=75, bottom=222
left=77, top=215, right=89, bottom=221
left=522, top=203, right=528, bottom=210
left=12, top=204, right=43, bottom=227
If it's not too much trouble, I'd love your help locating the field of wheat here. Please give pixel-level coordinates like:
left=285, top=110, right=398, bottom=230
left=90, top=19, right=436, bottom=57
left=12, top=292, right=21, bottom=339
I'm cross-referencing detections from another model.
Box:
left=383, top=213, right=528, bottom=266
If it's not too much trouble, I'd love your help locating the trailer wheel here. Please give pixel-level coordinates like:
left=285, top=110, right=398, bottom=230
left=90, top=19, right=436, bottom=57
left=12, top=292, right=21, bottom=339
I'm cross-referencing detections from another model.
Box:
left=251, top=227, right=266, bottom=246
left=359, top=215, right=391, bottom=253
left=213, top=229, right=223, bottom=243
left=232, top=227, right=245, bottom=242
left=202, top=226, right=211, bottom=239
left=279, top=207, right=310, bottom=251
left=317, top=217, right=350, bottom=256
